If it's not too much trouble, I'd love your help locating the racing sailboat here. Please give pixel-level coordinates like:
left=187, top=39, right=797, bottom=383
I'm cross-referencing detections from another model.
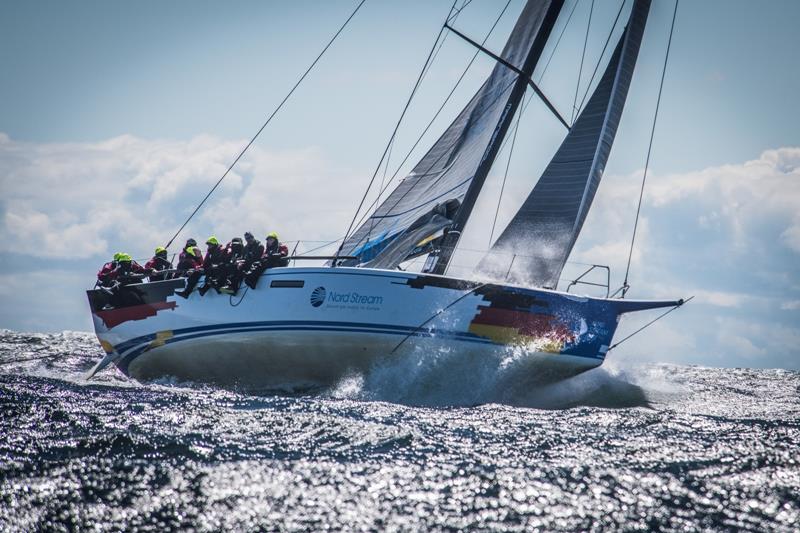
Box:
left=86, top=0, right=685, bottom=388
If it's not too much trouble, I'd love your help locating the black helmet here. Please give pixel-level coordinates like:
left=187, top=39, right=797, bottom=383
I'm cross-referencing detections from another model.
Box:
left=186, top=238, right=197, bottom=247
left=231, top=237, right=243, bottom=245
left=244, top=232, right=254, bottom=241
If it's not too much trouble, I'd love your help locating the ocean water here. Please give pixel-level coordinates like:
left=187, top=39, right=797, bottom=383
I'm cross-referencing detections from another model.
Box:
left=1, top=330, right=798, bottom=531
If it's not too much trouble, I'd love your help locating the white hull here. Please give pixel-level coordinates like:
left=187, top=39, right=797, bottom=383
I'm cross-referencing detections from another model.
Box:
left=87, top=267, right=678, bottom=388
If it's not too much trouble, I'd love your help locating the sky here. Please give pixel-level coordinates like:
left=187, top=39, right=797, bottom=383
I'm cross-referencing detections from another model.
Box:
left=0, top=0, right=798, bottom=370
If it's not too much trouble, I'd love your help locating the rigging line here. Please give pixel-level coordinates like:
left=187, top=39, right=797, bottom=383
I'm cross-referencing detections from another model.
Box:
left=571, top=0, right=594, bottom=125
left=346, top=79, right=519, bottom=254
left=351, top=0, right=514, bottom=242
left=163, top=0, right=367, bottom=250
left=298, top=237, right=344, bottom=256
left=336, top=0, right=459, bottom=260
left=372, top=0, right=467, bottom=227
left=607, top=296, right=693, bottom=351
left=537, top=0, right=579, bottom=85
left=622, top=0, right=679, bottom=297
left=390, top=283, right=486, bottom=354
left=575, top=0, right=626, bottom=116
left=447, top=0, right=474, bottom=24
left=489, top=91, right=528, bottom=247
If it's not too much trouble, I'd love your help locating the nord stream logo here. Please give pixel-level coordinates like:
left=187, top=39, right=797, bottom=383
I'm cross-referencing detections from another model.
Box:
left=310, top=286, right=326, bottom=307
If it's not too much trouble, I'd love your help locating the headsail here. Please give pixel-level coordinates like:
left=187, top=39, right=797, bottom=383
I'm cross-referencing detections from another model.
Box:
left=338, top=0, right=564, bottom=268
left=476, top=0, right=651, bottom=289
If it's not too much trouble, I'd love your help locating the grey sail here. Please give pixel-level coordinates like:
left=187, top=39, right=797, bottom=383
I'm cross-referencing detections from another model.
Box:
left=476, top=0, right=651, bottom=289
left=338, top=0, right=563, bottom=267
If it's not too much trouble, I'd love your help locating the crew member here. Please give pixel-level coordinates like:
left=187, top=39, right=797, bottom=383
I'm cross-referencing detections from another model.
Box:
left=199, top=236, right=228, bottom=295
left=97, top=252, right=122, bottom=287
left=112, top=253, right=147, bottom=285
left=220, top=237, right=245, bottom=294
left=245, top=232, right=289, bottom=289
left=145, top=246, right=173, bottom=282
left=240, top=232, right=265, bottom=290
left=263, top=232, right=289, bottom=268
left=175, top=239, right=204, bottom=298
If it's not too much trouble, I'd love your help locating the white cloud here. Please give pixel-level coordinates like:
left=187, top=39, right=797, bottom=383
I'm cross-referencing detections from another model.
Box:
left=0, top=133, right=357, bottom=260
left=646, top=147, right=800, bottom=251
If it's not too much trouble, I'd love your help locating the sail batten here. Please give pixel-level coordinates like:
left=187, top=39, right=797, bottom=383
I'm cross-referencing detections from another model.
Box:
left=476, top=0, right=651, bottom=289
left=338, top=0, right=563, bottom=268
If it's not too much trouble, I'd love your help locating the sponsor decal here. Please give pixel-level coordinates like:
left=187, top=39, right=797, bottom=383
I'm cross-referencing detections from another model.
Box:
left=310, top=286, right=385, bottom=311
left=310, top=286, right=327, bottom=307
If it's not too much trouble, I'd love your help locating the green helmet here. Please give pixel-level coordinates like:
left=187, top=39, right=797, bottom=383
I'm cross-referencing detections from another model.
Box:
left=118, top=253, right=132, bottom=263
left=155, top=246, right=167, bottom=255
left=113, top=252, right=123, bottom=262
left=267, top=232, right=279, bottom=240
left=206, top=236, right=220, bottom=246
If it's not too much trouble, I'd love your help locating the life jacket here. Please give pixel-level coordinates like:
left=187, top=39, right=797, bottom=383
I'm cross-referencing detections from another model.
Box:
left=177, top=247, right=203, bottom=273
left=111, top=261, right=147, bottom=284
left=203, top=245, right=227, bottom=270
left=263, top=239, right=289, bottom=267
left=225, top=242, right=245, bottom=263
left=97, top=261, right=117, bottom=285
left=243, top=240, right=264, bottom=268
left=145, top=256, right=172, bottom=281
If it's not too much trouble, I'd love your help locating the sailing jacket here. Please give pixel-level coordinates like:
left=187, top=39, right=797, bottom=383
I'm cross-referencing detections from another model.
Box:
left=110, top=261, right=147, bottom=284
left=263, top=239, right=289, bottom=267
left=97, top=261, right=117, bottom=286
left=145, top=256, right=173, bottom=281
left=225, top=243, right=245, bottom=264
left=203, top=246, right=228, bottom=271
left=242, top=240, right=264, bottom=269
left=177, top=247, right=203, bottom=274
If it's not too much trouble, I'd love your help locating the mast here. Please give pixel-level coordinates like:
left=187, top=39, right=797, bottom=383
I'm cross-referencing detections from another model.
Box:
left=429, top=0, right=565, bottom=275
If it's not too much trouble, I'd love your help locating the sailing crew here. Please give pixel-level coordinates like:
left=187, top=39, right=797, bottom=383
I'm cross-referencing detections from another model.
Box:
left=145, top=246, right=173, bottom=282
left=97, top=252, right=123, bottom=287
left=244, top=232, right=289, bottom=289
left=175, top=238, right=204, bottom=298
left=220, top=237, right=245, bottom=294
left=111, top=253, right=147, bottom=285
left=198, top=236, right=228, bottom=295
left=242, top=232, right=264, bottom=268
left=239, top=232, right=265, bottom=290
left=263, top=232, right=289, bottom=269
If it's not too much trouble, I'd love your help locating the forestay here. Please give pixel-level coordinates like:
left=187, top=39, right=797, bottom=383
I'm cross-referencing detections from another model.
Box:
left=339, top=0, right=560, bottom=268
left=476, top=0, right=651, bottom=289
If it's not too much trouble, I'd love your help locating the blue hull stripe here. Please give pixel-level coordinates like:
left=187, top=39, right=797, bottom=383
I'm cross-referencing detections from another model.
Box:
left=112, top=320, right=602, bottom=374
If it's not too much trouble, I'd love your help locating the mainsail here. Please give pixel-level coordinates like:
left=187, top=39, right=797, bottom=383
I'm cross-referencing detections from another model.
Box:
left=338, top=0, right=564, bottom=268
left=476, top=0, right=651, bottom=289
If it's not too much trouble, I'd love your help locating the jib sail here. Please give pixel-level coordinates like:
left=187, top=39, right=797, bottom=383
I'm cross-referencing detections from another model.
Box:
left=476, top=0, right=651, bottom=289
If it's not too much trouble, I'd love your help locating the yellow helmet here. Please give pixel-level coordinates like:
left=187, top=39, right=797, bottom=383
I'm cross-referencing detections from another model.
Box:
left=155, top=246, right=167, bottom=254
left=118, top=253, right=132, bottom=262
left=113, top=252, right=123, bottom=262
left=267, top=232, right=279, bottom=240
left=206, top=236, right=220, bottom=246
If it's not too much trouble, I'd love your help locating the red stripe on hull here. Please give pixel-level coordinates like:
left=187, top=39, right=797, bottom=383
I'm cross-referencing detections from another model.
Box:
left=471, top=306, right=571, bottom=338
left=95, top=301, right=177, bottom=329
